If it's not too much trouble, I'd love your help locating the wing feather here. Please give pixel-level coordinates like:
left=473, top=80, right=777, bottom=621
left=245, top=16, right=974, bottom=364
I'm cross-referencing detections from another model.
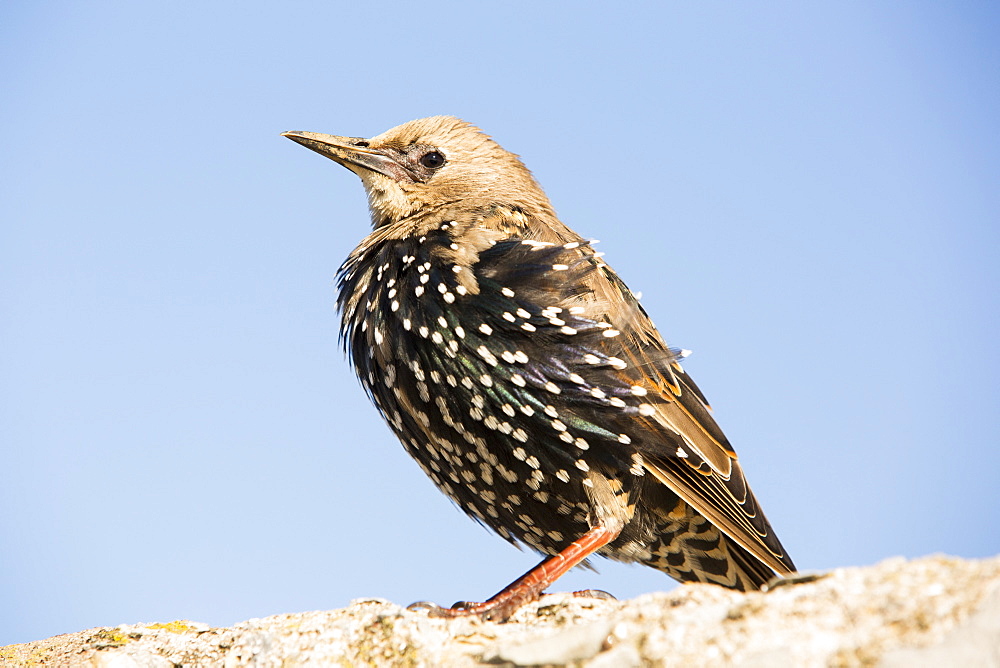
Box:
left=549, top=240, right=797, bottom=574
left=437, top=230, right=796, bottom=575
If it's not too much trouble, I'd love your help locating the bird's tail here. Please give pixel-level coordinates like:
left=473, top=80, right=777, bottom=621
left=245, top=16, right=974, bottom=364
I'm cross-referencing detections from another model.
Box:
left=638, top=502, right=778, bottom=591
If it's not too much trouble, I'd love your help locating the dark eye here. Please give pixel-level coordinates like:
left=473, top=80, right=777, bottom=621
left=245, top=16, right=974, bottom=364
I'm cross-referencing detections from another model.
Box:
left=419, top=151, right=445, bottom=169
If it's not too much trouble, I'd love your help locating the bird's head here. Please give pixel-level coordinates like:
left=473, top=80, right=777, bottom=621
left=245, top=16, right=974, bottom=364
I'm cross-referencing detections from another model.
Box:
left=283, top=116, right=555, bottom=228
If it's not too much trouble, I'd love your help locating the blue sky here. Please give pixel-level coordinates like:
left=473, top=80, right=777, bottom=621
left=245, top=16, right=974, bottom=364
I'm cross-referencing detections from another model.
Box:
left=2, top=1, right=998, bottom=646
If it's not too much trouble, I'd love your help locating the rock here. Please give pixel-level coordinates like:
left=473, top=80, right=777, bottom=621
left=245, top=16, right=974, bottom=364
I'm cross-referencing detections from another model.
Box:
left=2, top=554, right=998, bottom=667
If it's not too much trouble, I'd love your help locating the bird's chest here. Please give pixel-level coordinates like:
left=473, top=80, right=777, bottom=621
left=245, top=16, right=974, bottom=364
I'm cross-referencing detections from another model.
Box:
left=336, top=232, right=616, bottom=552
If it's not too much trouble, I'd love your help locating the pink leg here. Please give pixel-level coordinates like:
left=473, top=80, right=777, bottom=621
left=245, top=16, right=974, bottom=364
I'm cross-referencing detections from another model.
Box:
left=410, top=524, right=621, bottom=622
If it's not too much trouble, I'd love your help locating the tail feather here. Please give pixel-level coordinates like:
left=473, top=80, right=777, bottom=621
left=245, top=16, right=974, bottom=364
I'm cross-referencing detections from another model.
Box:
left=637, top=499, right=780, bottom=590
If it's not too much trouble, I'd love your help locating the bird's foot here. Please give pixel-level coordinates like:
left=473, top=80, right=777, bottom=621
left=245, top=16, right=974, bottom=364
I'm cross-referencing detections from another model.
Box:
left=408, top=527, right=622, bottom=622
left=571, top=588, right=617, bottom=601
left=407, top=582, right=546, bottom=623
left=407, top=587, right=616, bottom=622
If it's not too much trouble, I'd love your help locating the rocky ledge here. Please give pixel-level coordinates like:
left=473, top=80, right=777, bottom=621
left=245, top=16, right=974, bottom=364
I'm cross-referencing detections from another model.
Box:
left=3, top=554, right=999, bottom=667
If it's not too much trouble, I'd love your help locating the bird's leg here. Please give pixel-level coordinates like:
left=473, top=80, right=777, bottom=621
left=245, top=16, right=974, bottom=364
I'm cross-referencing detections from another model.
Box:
left=409, top=523, right=621, bottom=622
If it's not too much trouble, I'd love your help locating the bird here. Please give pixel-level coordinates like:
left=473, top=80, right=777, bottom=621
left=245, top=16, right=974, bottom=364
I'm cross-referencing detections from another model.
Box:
left=282, top=116, right=795, bottom=622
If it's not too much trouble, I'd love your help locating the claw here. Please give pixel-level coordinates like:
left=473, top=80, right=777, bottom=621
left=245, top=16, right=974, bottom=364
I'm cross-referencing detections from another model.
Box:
left=763, top=571, right=827, bottom=591
left=572, top=588, right=617, bottom=601
left=406, top=600, right=449, bottom=614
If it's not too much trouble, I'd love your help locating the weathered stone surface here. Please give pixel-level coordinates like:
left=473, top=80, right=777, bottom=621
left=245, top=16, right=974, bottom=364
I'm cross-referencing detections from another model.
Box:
left=3, top=554, right=998, bottom=667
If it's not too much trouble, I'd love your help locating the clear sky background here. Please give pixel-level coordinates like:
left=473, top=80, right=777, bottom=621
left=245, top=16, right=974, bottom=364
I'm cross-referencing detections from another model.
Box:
left=2, top=1, right=998, bottom=647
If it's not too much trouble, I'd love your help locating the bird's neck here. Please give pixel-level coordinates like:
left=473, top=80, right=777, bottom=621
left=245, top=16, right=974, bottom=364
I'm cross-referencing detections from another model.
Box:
left=369, top=200, right=579, bottom=247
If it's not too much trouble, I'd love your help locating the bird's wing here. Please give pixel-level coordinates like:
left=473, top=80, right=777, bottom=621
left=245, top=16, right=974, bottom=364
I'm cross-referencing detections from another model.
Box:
left=469, top=234, right=795, bottom=575
left=592, top=250, right=796, bottom=574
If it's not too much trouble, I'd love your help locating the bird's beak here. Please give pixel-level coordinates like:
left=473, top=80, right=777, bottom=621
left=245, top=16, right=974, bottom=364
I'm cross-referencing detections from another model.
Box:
left=282, top=131, right=411, bottom=182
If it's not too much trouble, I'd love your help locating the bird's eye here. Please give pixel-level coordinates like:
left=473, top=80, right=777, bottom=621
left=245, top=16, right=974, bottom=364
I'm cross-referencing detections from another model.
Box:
left=419, top=151, right=446, bottom=169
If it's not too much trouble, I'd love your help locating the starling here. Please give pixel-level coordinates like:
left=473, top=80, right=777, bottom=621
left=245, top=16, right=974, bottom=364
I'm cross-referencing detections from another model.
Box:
left=283, top=116, right=795, bottom=621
